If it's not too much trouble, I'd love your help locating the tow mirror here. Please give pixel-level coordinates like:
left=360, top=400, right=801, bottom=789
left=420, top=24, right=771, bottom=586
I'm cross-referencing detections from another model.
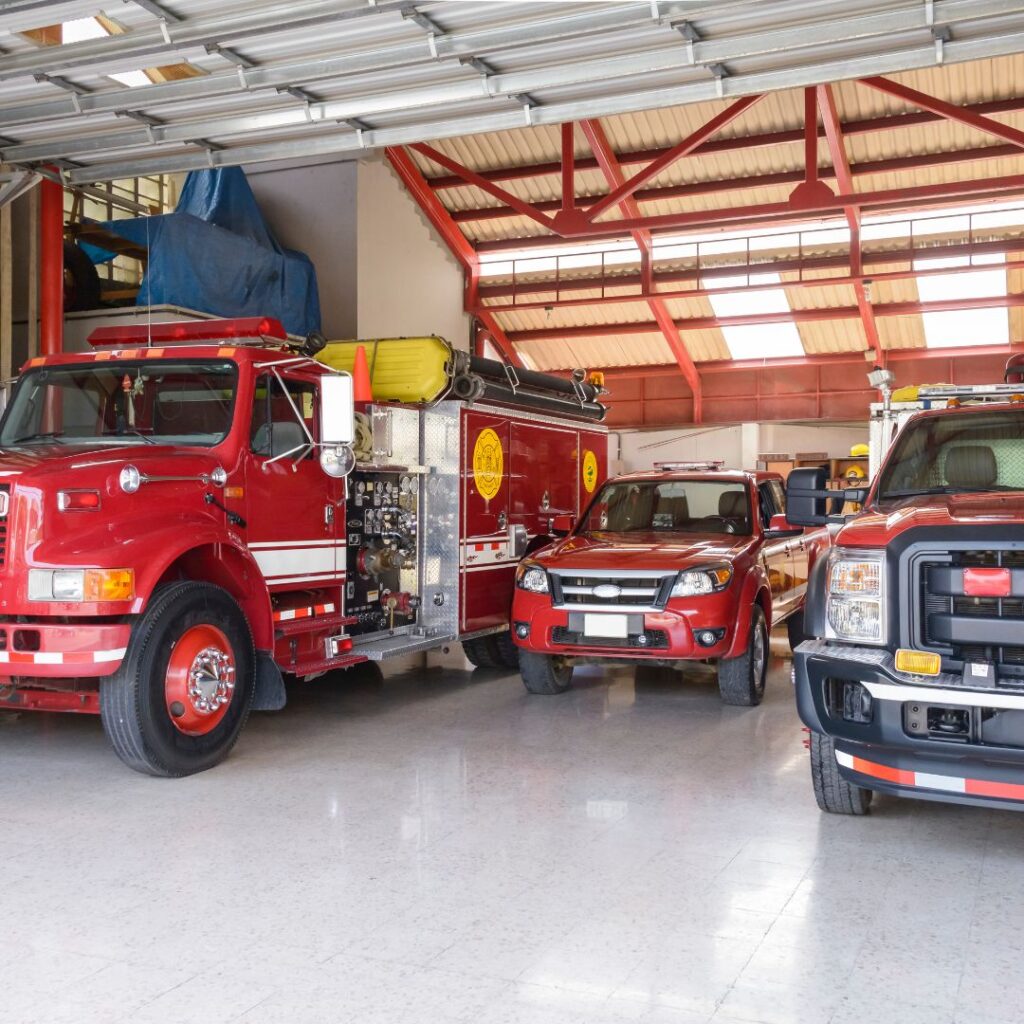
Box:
left=551, top=513, right=574, bottom=536
left=319, top=374, right=356, bottom=479
left=786, top=467, right=866, bottom=526
left=764, top=512, right=802, bottom=539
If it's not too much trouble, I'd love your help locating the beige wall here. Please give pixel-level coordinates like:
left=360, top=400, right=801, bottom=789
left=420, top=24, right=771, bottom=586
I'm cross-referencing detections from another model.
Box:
left=356, top=157, right=470, bottom=349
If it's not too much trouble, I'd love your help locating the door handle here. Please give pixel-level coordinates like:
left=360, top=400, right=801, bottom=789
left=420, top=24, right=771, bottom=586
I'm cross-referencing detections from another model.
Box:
left=498, top=510, right=508, bottom=530
left=324, top=503, right=335, bottom=527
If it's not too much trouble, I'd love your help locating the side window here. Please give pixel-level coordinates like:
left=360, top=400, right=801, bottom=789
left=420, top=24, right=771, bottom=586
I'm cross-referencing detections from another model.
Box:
left=758, top=483, right=778, bottom=529
left=250, top=374, right=318, bottom=459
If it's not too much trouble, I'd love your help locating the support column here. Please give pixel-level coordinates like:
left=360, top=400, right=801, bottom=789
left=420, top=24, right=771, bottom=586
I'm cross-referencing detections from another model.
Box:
left=39, top=172, right=64, bottom=356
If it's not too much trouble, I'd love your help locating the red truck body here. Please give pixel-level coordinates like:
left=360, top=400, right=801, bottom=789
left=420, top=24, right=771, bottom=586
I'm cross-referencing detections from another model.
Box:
left=511, top=466, right=830, bottom=704
left=0, top=319, right=607, bottom=774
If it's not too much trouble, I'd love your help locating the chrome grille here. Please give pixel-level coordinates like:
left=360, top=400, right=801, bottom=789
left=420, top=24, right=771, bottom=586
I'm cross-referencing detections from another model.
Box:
left=550, top=571, right=674, bottom=610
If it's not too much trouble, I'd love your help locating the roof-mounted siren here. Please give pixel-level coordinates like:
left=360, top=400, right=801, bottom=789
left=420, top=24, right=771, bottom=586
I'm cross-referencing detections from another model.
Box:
left=86, top=316, right=288, bottom=348
left=654, top=460, right=726, bottom=472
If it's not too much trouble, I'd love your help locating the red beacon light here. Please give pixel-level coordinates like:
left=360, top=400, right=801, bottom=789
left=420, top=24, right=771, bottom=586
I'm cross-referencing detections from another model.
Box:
left=86, top=317, right=287, bottom=348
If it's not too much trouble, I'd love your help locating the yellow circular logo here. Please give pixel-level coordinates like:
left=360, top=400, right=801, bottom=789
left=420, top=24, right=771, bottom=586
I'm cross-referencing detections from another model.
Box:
left=473, top=428, right=504, bottom=500
left=582, top=449, right=599, bottom=493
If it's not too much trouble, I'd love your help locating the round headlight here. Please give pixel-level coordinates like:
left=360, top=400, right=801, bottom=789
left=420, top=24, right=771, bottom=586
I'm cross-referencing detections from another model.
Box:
left=119, top=464, right=141, bottom=494
left=320, top=444, right=356, bottom=479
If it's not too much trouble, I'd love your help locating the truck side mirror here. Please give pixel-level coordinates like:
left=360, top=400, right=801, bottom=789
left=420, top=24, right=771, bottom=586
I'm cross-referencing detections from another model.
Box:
left=319, top=374, right=356, bottom=478
left=787, top=467, right=867, bottom=525
left=320, top=374, right=354, bottom=445
left=764, top=512, right=802, bottom=539
left=551, top=513, right=574, bottom=536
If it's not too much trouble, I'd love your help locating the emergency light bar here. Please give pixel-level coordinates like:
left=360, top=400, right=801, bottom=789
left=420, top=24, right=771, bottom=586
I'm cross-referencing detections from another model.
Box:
left=87, top=317, right=287, bottom=347
left=654, top=461, right=725, bottom=471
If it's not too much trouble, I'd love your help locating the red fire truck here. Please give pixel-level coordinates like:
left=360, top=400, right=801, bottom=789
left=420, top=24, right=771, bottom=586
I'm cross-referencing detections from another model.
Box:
left=788, top=360, right=1024, bottom=813
left=0, top=318, right=607, bottom=776
left=511, top=463, right=830, bottom=705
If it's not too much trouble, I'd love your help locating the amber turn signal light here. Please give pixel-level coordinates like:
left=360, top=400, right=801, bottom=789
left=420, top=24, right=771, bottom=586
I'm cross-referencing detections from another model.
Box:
left=895, top=649, right=941, bottom=676
left=84, top=568, right=135, bottom=603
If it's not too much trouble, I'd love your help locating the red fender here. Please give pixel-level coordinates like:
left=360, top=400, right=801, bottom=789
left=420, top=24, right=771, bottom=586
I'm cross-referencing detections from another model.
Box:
left=726, top=565, right=771, bottom=660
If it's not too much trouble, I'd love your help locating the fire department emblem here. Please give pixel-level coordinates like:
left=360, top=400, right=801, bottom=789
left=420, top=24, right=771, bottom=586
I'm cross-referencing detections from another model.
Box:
left=582, top=450, right=599, bottom=493
left=473, top=427, right=504, bottom=501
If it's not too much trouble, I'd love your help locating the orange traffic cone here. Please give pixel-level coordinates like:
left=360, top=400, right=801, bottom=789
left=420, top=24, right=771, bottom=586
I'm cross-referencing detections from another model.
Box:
left=351, top=344, right=373, bottom=402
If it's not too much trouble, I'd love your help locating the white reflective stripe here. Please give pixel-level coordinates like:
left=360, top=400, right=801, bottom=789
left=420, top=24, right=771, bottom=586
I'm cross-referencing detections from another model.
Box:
left=464, top=563, right=518, bottom=573
left=915, top=771, right=966, bottom=793
left=33, top=652, right=63, bottom=665
left=93, top=648, right=127, bottom=662
left=860, top=678, right=1024, bottom=712
left=835, top=749, right=854, bottom=769
left=268, top=573, right=343, bottom=585
left=254, top=546, right=337, bottom=578
left=0, top=652, right=9, bottom=663
left=248, top=540, right=347, bottom=549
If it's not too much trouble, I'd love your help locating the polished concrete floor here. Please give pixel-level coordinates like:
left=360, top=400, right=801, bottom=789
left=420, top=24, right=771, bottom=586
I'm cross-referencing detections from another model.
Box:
left=2, top=637, right=1024, bottom=1024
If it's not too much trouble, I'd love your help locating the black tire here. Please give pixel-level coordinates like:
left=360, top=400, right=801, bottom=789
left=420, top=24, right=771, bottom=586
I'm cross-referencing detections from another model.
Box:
left=718, top=605, right=768, bottom=706
left=100, top=582, right=255, bottom=777
left=462, top=635, right=502, bottom=669
left=492, top=630, right=520, bottom=669
left=786, top=609, right=807, bottom=651
left=520, top=649, right=573, bottom=695
left=63, top=241, right=101, bottom=312
left=809, top=731, right=873, bottom=815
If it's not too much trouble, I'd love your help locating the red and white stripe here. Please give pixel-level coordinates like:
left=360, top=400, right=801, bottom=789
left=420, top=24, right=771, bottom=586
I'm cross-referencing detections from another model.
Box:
left=0, top=647, right=126, bottom=666
left=836, top=749, right=1024, bottom=802
left=273, top=602, right=336, bottom=623
left=461, top=536, right=516, bottom=569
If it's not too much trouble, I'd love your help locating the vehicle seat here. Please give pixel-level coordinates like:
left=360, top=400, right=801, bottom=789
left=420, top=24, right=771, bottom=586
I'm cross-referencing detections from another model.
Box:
left=252, top=420, right=308, bottom=458
left=655, top=495, right=689, bottom=527
left=717, top=490, right=749, bottom=532
left=944, top=445, right=997, bottom=489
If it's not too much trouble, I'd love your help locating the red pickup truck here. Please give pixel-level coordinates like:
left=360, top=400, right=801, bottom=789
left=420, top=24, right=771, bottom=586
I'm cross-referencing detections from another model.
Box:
left=511, top=463, right=830, bottom=705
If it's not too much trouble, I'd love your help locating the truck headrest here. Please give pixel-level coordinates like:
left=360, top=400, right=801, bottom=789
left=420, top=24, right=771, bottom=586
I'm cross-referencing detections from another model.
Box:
left=945, top=445, right=997, bottom=489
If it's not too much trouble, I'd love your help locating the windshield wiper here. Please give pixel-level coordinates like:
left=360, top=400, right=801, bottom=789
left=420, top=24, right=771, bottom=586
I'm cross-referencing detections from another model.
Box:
left=7, top=431, right=65, bottom=445
left=882, top=484, right=1017, bottom=498
left=104, top=429, right=156, bottom=445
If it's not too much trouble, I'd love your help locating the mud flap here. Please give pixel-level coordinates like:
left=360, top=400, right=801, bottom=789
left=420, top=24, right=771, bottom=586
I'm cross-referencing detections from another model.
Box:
left=251, top=652, right=287, bottom=711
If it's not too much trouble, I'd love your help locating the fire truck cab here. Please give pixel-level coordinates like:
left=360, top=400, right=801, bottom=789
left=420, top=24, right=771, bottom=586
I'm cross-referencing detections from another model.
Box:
left=511, top=462, right=830, bottom=706
left=788, top=360, right=1024, bottom=814
left=0, top=317, right=607, bottom=776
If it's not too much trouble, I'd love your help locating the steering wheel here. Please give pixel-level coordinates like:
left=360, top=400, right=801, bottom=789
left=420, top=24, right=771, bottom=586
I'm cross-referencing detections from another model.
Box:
left=702, top=515, right=738, bottom=534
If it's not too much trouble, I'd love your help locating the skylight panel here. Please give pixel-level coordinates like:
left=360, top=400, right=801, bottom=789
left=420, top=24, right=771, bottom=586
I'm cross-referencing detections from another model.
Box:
left=914, top=264, right=1008, bottom=348
left=707, top=272, right=804, bottom=359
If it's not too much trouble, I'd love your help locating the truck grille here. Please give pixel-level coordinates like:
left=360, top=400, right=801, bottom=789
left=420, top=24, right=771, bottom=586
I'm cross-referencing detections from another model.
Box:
left=549, top=572, right=674, bottom=610
left=552, top=626, right=669, bottom=650
left=920, top=549, right=1024, bottom=677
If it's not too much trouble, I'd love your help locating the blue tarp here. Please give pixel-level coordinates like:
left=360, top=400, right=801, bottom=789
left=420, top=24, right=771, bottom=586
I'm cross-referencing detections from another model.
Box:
left=87, top=168, right=321, bottom=337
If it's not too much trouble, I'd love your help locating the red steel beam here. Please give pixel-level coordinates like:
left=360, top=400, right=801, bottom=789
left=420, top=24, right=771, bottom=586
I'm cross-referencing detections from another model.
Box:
left=476, top=173, right=1024, bottom=250
left=561, top=122, right=576, bottom=214
left=816, top=83, right=884, bottom=365
left=508, top=293, right=1024, bottom=343
left=409, top=142, right=556, bottom=231
left=477, top=237, right=1024, bottom=305
left=861, top=76, right=1024, bottom=151
left=40, top=170, right=64, bottom=356
left=560, top=343, right=1024, bottom=377
left=584, top=95, right=762, bottom=224
left=451, top=143, right=1024, bottom=224
left=429, top=96, right=1024, bottom=191
left=580, top=117, right=703, bottom=420
left=385, top=146, right=522, bottom=368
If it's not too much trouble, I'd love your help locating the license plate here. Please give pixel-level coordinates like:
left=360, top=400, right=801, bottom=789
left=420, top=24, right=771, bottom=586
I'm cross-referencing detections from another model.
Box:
left=584, top=613, right=628, bottom=639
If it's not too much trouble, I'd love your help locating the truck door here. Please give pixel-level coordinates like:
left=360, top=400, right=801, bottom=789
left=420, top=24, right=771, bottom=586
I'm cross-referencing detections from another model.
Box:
left=757, top=480, right=795, bottom=623
left=509, top=421, right=577, bottom=543
left=576, top=429, right=608, bottom=517
left=242, top=372, right=345, bottom=592
left=461, top=410, right=513, bottom=634
left=770, top=477, right=808, bottom=606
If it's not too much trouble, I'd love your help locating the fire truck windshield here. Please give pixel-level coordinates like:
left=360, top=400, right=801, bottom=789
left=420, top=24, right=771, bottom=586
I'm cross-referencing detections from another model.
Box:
left=0, top=360, right=238, bottom=448
left=583, top=479, right=752, bottom=536
left=877, top=408, right=1024, bottom=501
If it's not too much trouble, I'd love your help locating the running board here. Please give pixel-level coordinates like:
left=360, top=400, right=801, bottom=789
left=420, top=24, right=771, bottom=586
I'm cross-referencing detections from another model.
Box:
left=353, top=633, right=457, bottom=661
left=285, top=651, right=368, bottom=678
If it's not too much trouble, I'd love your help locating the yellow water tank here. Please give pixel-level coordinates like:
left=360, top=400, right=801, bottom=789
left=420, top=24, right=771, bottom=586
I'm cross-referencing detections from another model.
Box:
left=318, top=336, right=453, bottom=403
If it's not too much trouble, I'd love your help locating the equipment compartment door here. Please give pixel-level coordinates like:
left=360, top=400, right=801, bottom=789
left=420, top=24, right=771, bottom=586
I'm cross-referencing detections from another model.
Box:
left=243, top=372, right=344, bottom=591
left=461, top=410, right=513, bottom=634
left=757, top=480, right=795, bottom=623
left=509, top=421, right=577, bottom=542
left=576, top=428, right=608, bottom=516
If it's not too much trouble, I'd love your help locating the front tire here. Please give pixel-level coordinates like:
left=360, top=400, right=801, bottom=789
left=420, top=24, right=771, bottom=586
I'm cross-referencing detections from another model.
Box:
left=520, top=649, right=573, bottom=694
left=100, top=582, right=255, bottom=777
left=809, top=731, right=873, bottom=815
left=718, top=606, right=767, bottom=706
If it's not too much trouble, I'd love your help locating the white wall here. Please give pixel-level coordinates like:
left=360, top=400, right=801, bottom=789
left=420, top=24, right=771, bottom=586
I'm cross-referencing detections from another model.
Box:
left=246, top=159, right=358, bottom=339
left=356, top=157, right=470, bottom=349
left=616, top=421, right=868, bottom=473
